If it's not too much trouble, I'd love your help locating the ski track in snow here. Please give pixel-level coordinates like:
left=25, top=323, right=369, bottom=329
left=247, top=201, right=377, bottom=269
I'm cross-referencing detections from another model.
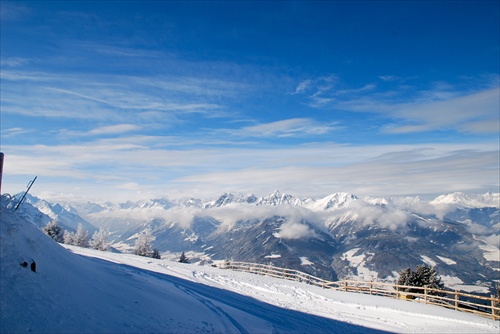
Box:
left=68, top=246, right=499, bottom=333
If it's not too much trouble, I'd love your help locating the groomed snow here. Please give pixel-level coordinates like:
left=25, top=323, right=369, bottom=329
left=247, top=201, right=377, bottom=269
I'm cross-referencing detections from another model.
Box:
left=1, top=207, right=499, bottom=333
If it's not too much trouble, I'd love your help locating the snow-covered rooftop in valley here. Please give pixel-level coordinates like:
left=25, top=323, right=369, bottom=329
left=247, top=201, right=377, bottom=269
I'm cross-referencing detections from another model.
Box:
left=1, top=207, right=499, bottom=333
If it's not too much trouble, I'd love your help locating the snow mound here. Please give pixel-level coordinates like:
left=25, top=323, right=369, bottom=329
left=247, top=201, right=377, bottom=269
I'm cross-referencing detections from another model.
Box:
left=1, top=207, right=499, bottom=333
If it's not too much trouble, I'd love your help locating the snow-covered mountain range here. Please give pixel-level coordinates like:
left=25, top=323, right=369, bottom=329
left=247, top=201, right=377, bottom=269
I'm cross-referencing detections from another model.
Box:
left=3, top=206, right=498, bottom=333
left=2, top=191, right=499, bottom=294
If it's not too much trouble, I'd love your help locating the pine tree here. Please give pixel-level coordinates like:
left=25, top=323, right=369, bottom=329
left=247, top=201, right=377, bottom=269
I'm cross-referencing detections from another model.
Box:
left=152, top=249, right=161, bottom=259
left=74, top=223, right=90, bottom=248
left=43, top=220, right=63, bottom=243
left=133, top=228, right=155, bottom=257
left=415, top=264, right=445, bottom=295
left=179, top=252, right=189, bottom=263
left=397, top=264, right=445, bottom=296
left=396, top=267, right=419, bottom=294
left=90, top=228, right=110, bottom=251
left=63, top=230, right=76, bottom=245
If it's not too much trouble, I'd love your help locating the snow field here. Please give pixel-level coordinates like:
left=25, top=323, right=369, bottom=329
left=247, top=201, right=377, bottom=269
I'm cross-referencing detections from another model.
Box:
left=69, top=245, right=499, bottom=333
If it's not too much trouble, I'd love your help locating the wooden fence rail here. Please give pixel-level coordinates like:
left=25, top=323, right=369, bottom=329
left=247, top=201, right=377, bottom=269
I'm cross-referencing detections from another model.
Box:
left=219, top=260, right=500, bottom=320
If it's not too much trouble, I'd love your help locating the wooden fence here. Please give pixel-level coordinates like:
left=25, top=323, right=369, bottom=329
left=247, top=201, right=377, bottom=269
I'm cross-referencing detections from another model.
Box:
left=219, top=261, right=500, bottom=320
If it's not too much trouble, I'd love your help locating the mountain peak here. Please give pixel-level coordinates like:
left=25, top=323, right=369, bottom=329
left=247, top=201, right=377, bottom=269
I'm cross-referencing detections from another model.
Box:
left=309, top=192, right=358, bottom=211
left=258, top=190, right=303, bottom=206
left=208, top=193, right=259, bottom=207
left=431, top=192, right=500, bottom=208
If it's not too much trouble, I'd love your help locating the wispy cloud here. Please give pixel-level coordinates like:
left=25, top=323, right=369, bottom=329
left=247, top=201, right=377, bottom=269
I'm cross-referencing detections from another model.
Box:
left=0, top=69, right=238, bottom=121
left=382, top=88, right=500, bottom=134
left=235, top=118, right=340, bottom=138
left=1, top=127, right=32, bottom=138
left=0, top=2, right=31, bottom=21
left=0, top=57, right=30, bottom=67
left=294, top=74, right=500, bottom=135
left=88, top=124, right=142, bottom=136
left=172, top=143, right=499, bottom=199
left=291, top=79, right=312, bottom=94
left=378, top=75, right=399, bottom=82
left=2, top=136, right=498, bottom=201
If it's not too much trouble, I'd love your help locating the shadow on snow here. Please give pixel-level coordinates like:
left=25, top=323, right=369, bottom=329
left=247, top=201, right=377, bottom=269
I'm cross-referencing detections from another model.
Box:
left=85, top=256, right=392, bottom=334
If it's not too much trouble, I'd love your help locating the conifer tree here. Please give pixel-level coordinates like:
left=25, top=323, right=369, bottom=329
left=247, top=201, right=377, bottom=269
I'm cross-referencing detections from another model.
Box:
left=179, top=252, right=189, bottom=263
left=415, top=264, right=444, bottom=293
left=43, top=220, right=63, bottom=243
left=74, top=223, right=90, bottom=248
left=90, top=228, right=110, bottom=251
left=63, top=230, right=76, bottom=245
left=152, top=249, right=161, bottom=259
left=133, top=228, right=155, bottom=257
left=397, top=264, right=445, bottom=296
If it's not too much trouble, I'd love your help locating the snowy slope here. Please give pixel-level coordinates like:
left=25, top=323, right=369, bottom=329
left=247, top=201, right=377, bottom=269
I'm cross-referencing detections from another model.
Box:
left=1, top=207, right=499, bottom=333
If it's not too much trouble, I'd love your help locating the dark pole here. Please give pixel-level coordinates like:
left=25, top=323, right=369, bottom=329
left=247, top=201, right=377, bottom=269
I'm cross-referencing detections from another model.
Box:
left=15, top=176, right=37, bottom=211
left=0, top=153, right=4, bottom=195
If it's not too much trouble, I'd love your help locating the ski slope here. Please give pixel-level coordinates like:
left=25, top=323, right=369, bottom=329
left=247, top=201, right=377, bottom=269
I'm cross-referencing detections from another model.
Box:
left=1, top=207, right=499, bottom=333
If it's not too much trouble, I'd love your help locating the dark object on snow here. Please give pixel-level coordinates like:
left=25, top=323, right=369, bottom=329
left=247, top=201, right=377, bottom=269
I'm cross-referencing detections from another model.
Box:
left=30, top=261, right=36, bottom=273
left=20, top=261, right=28, bottom=268
left=179, top=252, right=189, bottom=263
left=152, top=249, right=161, bottom=259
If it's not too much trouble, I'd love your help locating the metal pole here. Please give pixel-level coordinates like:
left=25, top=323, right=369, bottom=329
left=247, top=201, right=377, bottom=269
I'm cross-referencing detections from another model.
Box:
left=0, top=153, right=4, bottom=195
left=14, top=176, right=37, bottom=210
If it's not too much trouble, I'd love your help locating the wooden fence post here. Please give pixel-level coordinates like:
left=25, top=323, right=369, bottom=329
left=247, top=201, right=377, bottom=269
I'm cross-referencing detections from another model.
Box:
left=491, top=295, right=495, bottom=320
left=455, top=290, right=459, bottom=311
left=344, top=280, right=348, bottom=292
left=369, top=281, right=372, bottom=295
left=424, top=286, right=427, bottom=303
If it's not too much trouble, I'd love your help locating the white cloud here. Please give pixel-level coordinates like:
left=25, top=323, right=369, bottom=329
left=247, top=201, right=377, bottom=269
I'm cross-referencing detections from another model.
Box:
left=89, top=124, right=141, bottom=136
left=274, top=219, right=317, bottom=239
left=379, top=75, right=399, bottom=82
left=481, top=234, right=500, bottom=249
left=237, top=118, right=339, bottom=138
left=1, top=127, right=32, bottom=138
left=174, top=144, right=499, bottom=199
left=386, top=88, right=500, bottom=134
left=116, top=182, right=140, bottom=190
left=1, top=132, right=498, bottom=202
left=293, top=74, right=499, bottom=135
left=2, top=141, right=499, bottom=196
left=459, top=120, right=500, bottom=134
left=328, top=200, right=410, bottom=231
left=0, top=57, right=30, bottom=67
left=291, top=80, right=312, bottom=94
left=0, top=70, right=234, bottom=122
left=334, top=83, right=376, bottom=96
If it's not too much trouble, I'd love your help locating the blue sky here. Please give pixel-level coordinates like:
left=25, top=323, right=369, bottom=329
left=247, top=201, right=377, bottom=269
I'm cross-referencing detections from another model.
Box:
left=1, top=1, right=499, bottom=202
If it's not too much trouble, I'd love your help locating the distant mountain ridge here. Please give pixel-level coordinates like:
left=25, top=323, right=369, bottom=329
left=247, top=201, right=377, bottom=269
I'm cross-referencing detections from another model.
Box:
left=431, top=192, right=499, bottom=208
left=2, top=191, right=498, bottom=294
